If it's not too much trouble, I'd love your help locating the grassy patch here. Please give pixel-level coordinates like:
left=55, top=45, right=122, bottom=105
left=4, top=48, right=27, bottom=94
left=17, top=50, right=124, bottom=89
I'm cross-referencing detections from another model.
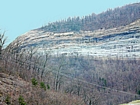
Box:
left=120, top=100, right=140, bottom=105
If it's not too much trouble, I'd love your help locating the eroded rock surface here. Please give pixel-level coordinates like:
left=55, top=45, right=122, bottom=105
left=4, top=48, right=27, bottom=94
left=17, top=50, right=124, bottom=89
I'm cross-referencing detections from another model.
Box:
left=11, top=19, right=140, bottom=59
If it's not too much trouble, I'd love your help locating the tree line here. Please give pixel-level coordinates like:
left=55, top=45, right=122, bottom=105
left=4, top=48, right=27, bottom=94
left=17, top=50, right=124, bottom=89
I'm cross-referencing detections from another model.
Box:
left=39, top=3, right=140, bottom=33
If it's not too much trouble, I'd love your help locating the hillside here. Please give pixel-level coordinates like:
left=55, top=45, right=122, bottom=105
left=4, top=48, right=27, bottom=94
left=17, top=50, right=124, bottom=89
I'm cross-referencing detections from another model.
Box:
left=0, top=67, right=84, bottom=105
left=4, top=2, right=140, bottom=105
left=6, top=18, right=140, bottom=105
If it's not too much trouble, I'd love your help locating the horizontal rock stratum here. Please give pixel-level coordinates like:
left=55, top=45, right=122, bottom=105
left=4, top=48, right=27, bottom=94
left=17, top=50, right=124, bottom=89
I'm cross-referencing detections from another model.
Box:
left=11, top=19, right=140, bottom=59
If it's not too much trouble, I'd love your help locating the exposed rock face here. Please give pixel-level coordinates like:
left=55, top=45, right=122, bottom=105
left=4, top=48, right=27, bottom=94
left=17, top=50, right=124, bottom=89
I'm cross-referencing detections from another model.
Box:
left=12, top=19, right=140, bottom=58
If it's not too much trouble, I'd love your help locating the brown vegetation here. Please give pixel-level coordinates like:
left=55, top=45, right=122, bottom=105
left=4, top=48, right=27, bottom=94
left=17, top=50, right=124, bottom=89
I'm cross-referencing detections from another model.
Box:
left=1, top=2, right=140, bottom=104
left=1, top=43, right=140, bottom=105
left=0, top=65, right=85, bottom=105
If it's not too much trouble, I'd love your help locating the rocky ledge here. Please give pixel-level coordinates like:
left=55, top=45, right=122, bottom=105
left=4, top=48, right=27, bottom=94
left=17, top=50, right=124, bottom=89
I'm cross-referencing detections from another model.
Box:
left=11, top=19, right=140, bottom=59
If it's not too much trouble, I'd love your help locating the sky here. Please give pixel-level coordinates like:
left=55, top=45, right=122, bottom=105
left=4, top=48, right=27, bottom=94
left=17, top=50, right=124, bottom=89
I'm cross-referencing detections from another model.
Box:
left=0, top=0, right=140, bottom=45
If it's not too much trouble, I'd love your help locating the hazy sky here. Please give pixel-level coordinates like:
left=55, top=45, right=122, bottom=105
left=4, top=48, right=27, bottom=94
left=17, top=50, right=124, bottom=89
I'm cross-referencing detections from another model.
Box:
left=0, top=0, right=140, bottom=45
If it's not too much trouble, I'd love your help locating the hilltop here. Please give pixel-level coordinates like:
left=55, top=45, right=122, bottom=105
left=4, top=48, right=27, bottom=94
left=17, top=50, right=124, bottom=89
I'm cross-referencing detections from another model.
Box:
left=39, top=3, right=140, bottom=32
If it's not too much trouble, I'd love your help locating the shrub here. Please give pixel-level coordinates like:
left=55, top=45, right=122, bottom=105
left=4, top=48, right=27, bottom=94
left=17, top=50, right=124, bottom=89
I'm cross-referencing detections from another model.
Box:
left=18, top=95, right=26, bottom=105
left=40, top=82, right=46, bottom=90
left=138, top=90, right=140, bottom=95
left=5, top=95, right=11, bottom=105
left=31, top=78, right=38, bottom=86
left=47, top=84, right=50, bottom=90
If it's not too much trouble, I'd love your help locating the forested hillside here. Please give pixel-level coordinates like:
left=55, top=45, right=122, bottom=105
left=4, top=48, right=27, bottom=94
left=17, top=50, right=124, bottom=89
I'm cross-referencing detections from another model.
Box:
left=39, top=3, right=140, bottom=32
left=2, top=2, right=140, bottom=105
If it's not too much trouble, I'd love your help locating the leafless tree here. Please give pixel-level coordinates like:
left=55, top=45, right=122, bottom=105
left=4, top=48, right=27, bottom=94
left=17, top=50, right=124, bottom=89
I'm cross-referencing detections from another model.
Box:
left=52, top=55, right=67, bottom=91
left=0, top=31, right=7, bottom=60
left=40, top=50, right=50, bottom=79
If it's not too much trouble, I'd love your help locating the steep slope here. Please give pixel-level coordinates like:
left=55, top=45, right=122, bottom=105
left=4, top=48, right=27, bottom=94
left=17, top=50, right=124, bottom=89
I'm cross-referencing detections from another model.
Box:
left=0, top=69, right=84, bottom=105
left=12, top=19, right=140, bottom=59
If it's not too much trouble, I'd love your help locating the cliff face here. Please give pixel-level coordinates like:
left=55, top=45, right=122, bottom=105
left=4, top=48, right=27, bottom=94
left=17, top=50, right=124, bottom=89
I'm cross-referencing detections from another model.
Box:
left=12, top=19, right=140, bottom=59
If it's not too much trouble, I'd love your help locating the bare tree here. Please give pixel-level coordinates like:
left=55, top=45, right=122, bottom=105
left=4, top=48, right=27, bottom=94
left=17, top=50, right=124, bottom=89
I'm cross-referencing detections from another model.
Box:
left=53, top=55, right=67, bottom=91
left=26, top=46, right=38, bottom=71
left=40, top=50, right=50, bottom=79
left=0, top=31, right=7, bottom=60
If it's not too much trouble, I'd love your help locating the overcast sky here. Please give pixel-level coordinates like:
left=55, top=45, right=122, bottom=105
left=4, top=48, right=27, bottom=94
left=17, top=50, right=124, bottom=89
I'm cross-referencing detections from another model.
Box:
left=0, top=0, right=140, bottom=45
